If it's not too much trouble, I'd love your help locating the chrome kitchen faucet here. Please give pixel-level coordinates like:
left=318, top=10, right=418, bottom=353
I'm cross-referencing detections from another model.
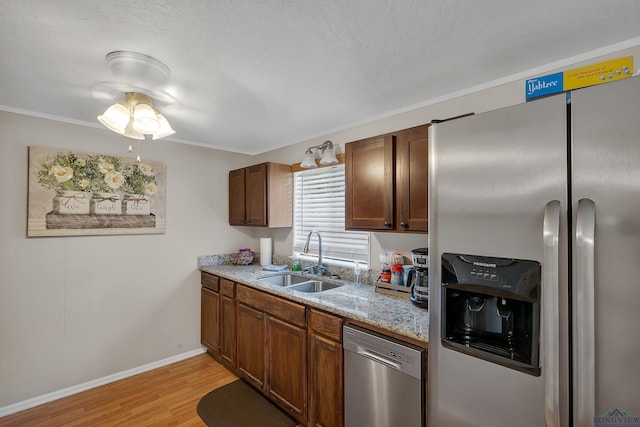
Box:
left=302, top=230, right=326, bottom=276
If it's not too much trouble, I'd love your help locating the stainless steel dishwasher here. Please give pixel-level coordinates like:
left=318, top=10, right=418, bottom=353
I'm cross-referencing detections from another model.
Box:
left=343, top=324, right=425, bottom=427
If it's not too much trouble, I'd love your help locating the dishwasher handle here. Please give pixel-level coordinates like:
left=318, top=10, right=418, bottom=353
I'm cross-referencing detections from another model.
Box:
left=355, top=346, right=403, bottom=371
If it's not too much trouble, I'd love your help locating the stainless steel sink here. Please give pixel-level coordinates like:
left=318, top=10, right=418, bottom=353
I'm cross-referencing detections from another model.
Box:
left=258, top=274, right=310, bottom=287
left=287, top=280, right=343, bottom=293
left=258, top=274, right=343, bottom=293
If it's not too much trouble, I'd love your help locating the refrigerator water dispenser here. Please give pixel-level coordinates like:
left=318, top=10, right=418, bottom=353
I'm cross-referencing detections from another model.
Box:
left=441, top=253, right=542, bottom=376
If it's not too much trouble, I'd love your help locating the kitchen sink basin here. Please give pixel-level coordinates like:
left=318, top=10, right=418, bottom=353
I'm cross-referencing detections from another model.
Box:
left=287, top=280, right=343, bottom=293
left=258, top=274, right=310, bottom=287
left=258, top=274, right=344, bottom=293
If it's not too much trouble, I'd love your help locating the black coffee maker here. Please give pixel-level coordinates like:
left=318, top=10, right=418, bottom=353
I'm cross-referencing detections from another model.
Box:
left=408, top=247, right=429, bottom=309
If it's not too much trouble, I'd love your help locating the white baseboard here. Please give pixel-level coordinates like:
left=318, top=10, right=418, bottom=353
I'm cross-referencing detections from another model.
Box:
left=0, top=347, right=207, bottom=418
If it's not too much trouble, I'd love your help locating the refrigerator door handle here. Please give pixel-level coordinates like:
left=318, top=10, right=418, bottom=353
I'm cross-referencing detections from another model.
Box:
left=576, top=198, right=596, bottom=427
left=543, top=200, right=561, bottom=427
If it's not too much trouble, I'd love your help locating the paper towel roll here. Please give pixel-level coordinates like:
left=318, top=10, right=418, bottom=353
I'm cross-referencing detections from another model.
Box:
left=260, top=238, right=272, bottom=266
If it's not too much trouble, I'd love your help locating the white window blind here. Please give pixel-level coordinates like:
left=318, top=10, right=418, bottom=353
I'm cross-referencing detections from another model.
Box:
left=293, top=165, right=369, bottom=264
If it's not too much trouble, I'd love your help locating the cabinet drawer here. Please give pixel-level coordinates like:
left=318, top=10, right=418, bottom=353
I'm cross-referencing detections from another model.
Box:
left=201, top=272, right=220, bottom=292
left=237, top=285, right=306, bottom=327
left=220, top=278, right=235, bottom=297
left=309, top=309, right=343, bottom=342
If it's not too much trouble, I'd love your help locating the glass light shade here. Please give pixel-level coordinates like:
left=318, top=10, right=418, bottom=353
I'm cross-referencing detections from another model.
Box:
left=300, top=151, right=318, bottom=168
left=320, top=146, right=338, bottom=165
left=132, top=103, right=160, bottom=134
left=152, top=114, right=175, bottom=140
left=98, top=93, right=174, bottom=141
left=123, top=119, right=145, bottom=140
left=97, top=102, right=130, bottom=134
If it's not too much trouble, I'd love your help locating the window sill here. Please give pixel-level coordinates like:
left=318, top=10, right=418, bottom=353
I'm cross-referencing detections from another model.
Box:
left=294, top=253, right=368, bottom=270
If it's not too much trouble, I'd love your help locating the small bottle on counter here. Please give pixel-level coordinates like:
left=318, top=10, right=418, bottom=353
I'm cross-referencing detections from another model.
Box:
left=391, top=264, right=403, bottom=286
left=291, top=257, right=301, bottom=272
left=379, top=266, right=391, bottom=283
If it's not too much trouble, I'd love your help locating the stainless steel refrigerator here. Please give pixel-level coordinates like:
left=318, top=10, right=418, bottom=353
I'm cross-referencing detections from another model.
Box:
left=428, top=76, right=640, bottom=427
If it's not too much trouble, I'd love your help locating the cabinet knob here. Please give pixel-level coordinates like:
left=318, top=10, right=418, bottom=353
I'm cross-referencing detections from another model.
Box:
left=400, top=222, right=407, bottom=229
left=384, top=222, right=393, bottom=228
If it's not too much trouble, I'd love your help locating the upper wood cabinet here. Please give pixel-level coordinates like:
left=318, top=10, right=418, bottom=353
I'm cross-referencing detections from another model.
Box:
left=345, top=124, right=429, bottom=233
left=345, top=135, right=395, bottom=230
left=396, top=125, right=429, bottom=232
left=228, top=162, right=292, bottom=227
left=228, top=168, right=247, bottom=225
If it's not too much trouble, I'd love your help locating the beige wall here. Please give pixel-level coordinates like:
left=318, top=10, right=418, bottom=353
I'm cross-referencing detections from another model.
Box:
left=254, top=43, right=640, bottom=267
left=0, top=112, right=253, bottom=410
left=1, top=40, right=639, bottom=412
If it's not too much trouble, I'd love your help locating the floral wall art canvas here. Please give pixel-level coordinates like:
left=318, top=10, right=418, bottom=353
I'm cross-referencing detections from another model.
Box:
left=27, top=146, right=166, bottom=237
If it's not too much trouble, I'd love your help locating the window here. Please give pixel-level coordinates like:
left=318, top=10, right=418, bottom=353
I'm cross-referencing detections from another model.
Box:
left=293, top=164, right=369, bottom=266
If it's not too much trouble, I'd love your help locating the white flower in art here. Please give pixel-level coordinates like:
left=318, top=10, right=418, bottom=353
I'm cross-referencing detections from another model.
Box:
left=104, top=171, right=125, bottom=190
left=137, top=162, right=154, bottom=176
left=78, top=178, right=90, bottom=189
left=75, top=158, right=86, bottom=167
left=98, top=160, right=115, bottom=174
left=144, top=181, right=158, bottom=195
left=49, top=165, right=73, bottom=183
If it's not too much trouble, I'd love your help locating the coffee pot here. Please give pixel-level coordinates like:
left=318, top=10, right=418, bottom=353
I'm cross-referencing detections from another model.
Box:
left=409, top=247, right=429, bottom=309
left=408, top=268, right=429, bottom=308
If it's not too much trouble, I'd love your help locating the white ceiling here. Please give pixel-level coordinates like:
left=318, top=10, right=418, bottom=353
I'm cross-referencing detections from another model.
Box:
left=1, top=1, right=640, bottom=155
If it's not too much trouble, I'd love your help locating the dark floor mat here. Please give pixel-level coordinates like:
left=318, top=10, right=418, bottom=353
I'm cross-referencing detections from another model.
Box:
left=197, top=379, right=297, bottom=427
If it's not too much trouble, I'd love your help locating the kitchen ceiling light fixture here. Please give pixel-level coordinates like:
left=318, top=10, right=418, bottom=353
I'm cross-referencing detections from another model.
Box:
left=95, top=51, right=177, bottom=161
left=98, top=92, right=174, bottom=161
left=98, top=92, right=174, bottom=140
left=300, top=140, right=338, bottom=169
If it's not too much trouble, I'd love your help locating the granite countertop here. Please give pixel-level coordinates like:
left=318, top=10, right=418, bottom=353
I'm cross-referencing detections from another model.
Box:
left=198, top=263, right=429, bottom=343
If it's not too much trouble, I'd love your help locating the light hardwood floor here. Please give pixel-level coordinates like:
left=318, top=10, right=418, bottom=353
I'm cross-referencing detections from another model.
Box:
left=0, top=353, right=238, bottom=426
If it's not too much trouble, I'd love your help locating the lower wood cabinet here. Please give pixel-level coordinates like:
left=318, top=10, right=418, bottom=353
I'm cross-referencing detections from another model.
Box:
left=202, top=273, right=348, bottom=427
left=201, top=273, right=236, bottom=371
left=267, top=316, right=307, bottom=421
left=236, top=284, right=308, bottom=424
left=201, top=287, right=219, bottom=354
left=237, top=302, right=267, bottom=389
left=219, top=279, right=237, bottom=369
left=201, top=273, right=220, bottom=355
left=308, top=309, right=344, bottom=427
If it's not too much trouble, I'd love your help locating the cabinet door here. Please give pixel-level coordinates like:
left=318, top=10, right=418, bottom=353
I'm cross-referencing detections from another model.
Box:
left=229, top=168, right=246, bottom=225
left=220, top=295, right=236, bottom=368
left=267, top=316, right=307, bottom=423
left=345, top=135, right=395, bottom=230
left=396, top=126, right=429, bottom=232
left=237, top=303, right=266, bottom=390
left=201, top=287, right=220, bottom=355
left=309, top=333, right=343, bottom=427
left=244, top=163, right=267, bottom=226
